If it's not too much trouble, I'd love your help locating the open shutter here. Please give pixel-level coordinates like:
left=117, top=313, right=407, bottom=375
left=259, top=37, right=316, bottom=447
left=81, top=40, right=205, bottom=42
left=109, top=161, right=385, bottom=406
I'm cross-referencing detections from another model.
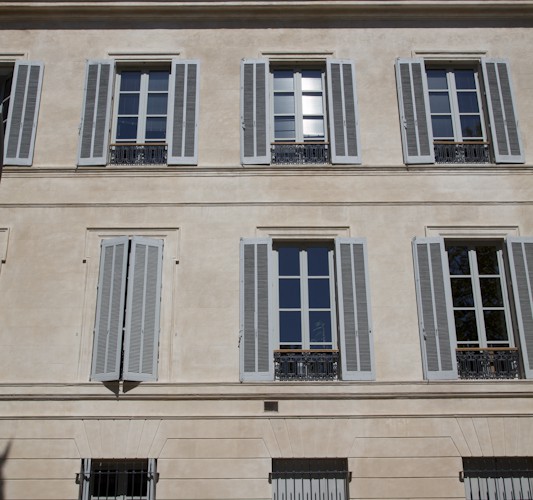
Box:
left=506, top=237, right=533, bottom=379
left=482, top=59, right=524, bottom=164
left=241, top=59, right=270, bottom=164
left=335, top=238, right=375, bottom=380
left=412, top=237, right=457, bottom=380
left=167, top=59, right=200, bottom=165
left=123, top=237, right=163, bottom=382
left=395, top=58, right=434, bottom=164
left=77, top=60, right=114, bottom=166
left=326, top=60, right=361, bottom=164
left=91, top=237, right=129, bottom=382
left=240, top=238, right=274, bottom=381
left=79, top=458, right=91, bottom=500
left=3, top=61, right=44, bottom=166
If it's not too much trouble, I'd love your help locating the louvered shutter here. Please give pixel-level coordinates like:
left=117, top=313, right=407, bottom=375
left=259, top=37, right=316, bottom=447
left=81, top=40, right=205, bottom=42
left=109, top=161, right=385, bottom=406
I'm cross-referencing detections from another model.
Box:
left=395, top=58, right=434, bottom=164
left=3, top=61, right=44, bottom=166
left=77, top=60, right=114, bottom=166
left=326, top=60, right=361, bottom=164
left=482, top=59, right=524, bottom=164
left=412, top=237, right=457, bottom=380
left=167, top=59, right=200, bottom=165
left=240, top=238, right=274, bottom=381
left=91, top=237, right=129, bottom=382
left=79, top=458, right=91, bottom=500
left=506, top=237, right=533, bottom=379
left=335, top=238, right=375, bottom=380
left=123, top=237, right=163, bottom=382
left=241, top=59, right=270, bottom=164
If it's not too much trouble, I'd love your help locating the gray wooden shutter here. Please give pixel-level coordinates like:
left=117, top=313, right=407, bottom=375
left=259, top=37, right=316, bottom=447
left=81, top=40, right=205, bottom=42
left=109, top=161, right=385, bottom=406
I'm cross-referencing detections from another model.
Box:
left=123, top=237, right=163, bottom=382
left=240, top=59, right=270, bottom=165
left=482, top=59, right=524, bottom=164
left=326, top=60, right=361, bottom=164
left=91, top=237, right=129, bottom=382
left=77, top=60, right=114, bottom=166
left=506, top=237, right=533, bottom=379
left=167, top=59, right=200, bottom=165
left=335, top=238, right=375, bottom=380
left=3, top=60, right=44, bottom=166
left=412, top=237, right=457, bottom=380
left=395, top=58, right=434, bottom=164
left=239, top=238, right=273, bottom=381
left=80, top=458, right=91, bottom=500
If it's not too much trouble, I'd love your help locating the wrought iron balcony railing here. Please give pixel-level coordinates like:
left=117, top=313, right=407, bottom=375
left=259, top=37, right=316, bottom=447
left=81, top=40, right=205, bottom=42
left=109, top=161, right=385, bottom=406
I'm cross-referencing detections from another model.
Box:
left=456, top=348, right=519, bottom=380
left=274, top=349, right=339, bottom=381
left=109, top=143, right=167, bottom=165
left=271, top=142, right=329, bottom=165
left=434, top=141, right=490, bottom=164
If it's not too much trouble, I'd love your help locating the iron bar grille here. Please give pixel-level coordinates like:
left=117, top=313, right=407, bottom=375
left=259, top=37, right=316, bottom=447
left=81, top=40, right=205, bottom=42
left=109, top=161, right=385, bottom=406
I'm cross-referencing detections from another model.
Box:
left=271, top=143, right=329, bottom=165
left=456, top=348, right=519, bottom=380
left=109, top=144, right=167, bottom=165
left=434, top=142, right=490, bottom=164
left=274, top=350, right=339, bottom=381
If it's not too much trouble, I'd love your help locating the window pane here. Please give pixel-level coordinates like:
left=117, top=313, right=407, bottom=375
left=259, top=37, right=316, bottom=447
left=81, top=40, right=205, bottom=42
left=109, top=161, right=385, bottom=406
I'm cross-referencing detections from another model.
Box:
left=447, top=246, right=470, bottom=275
left=302, top=94, right=324, bottom=115
left=116, top=117, right=138, bottom=140
left=308, top=279, right=331, bottom=308
left=120, top=71, right=141, bottom=91
left=280, top=311, right=302, bottom=343
left=148, top=71, right=169, bottom=91
left=303, top=118, right=324, bottom=139
left=307, top=247, right=329, bottom=276
left=274, top=117, right=296, bottom=140
left=484, top=310, right=509, bottom=342
left=274, top=94, right=295, bottom=114
left=431, top=115, right=454, bottom=138
left=454, top=310, right=479, bottom=343
left=429, top=92, right=451, bottom=113
left=457, top=92, right=479, bottom=113
left=118, top=94, right=140, bottom=115
left=145, top=117, right=166, bottom=140
left=301, top=71, right=323, bottom=91
left=309, top=311, right=332, bottom=343
left=460, top=116, right=482, bottom=138
left=480, top=278, right=504, bottom=307
left=455, top=70, right=476, bottom=90
left=279, top=278, right=301, bottom=308
left=279, top=247, right=300, bottom=276
left=273, top=71, right=294, bottom=91
left=476, top=246, right=500, bottom=274
left=147, top=93, right=168, bottom=115
left=426, top=69, right=448, bottom=90
left=451, top=278, right=474, bottom=307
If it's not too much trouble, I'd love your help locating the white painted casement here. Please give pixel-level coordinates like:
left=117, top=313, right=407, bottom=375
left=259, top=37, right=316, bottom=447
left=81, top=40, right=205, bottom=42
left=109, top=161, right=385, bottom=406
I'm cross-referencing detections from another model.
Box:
left=91, top=237, right=163, bottom=382
left=239, top=237, right=374, bottom=381
left=2, top=60, right=44, bottom=166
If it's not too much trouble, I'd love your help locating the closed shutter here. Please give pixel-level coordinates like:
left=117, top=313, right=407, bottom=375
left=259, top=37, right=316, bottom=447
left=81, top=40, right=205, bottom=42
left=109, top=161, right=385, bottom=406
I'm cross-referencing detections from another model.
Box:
left=91, top=237, right=129, bottom=382
left=240, top=238, right=274, bottom=381
left=395, top=58, right=434, bottom=164
left=482, top=59, right=524, bottom=164
left=3, top=61, right=44, bottom=166
left=326, top=60, right=361, bottom=164
left=506, top=237, right=533, bottom=379
left=77, top=60, right=114, bottom=166
left=273, top=476, right=347, bottom=500
left=123, top=237, right=163, bottom=382
left=412, top=237, right=457, bottom=380
left=167, top=59, right=200, bottom=165
left=241, top=59, right=270, bottom=164
left=335, top=238, right=375, bottom=380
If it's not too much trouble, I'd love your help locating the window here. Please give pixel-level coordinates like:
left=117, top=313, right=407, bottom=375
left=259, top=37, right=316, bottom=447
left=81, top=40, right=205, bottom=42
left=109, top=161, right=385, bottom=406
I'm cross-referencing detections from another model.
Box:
left=240, top=237, right=374, bottom=382
left=79, top=459, right=156, bottom=500
left=90, top=237, right=163, bottom=382
left=241, top=59, right=361, bottom=165
left=396, top=58, right=524, bottom=165
left=271, top=458, right=350, bottom=500
left=462, top=457, right=533, bottom=500
left=78, top=59, right=199, bottom=167
left=412, top=236, right=533, bottom=380
left=1, top=61, right=43, bottom=166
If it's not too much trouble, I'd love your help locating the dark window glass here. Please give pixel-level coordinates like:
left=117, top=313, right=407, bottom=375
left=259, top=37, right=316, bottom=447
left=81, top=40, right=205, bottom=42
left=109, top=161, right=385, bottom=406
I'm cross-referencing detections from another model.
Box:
left=454, top=310, right=479, bottom=343
left=447, top=246, right=470, bottom=275
left=278, top=246, right=300, bottom=276
left=279, top=279, right=301, bottom=308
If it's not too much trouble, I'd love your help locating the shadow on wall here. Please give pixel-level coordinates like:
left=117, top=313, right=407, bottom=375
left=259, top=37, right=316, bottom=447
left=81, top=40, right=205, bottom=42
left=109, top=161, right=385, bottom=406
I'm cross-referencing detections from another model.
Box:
left=0, top=441, right=11, bottom=500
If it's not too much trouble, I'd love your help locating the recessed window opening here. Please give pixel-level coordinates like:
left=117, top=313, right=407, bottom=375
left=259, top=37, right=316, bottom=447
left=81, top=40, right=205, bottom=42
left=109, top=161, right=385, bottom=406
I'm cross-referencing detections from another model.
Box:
left=0, top=66, right=13, bottom=138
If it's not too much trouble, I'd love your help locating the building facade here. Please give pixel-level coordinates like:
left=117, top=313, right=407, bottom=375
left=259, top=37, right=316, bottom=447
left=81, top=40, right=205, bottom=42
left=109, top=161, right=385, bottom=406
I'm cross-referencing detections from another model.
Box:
left=0, top=1, right=533, bottom=498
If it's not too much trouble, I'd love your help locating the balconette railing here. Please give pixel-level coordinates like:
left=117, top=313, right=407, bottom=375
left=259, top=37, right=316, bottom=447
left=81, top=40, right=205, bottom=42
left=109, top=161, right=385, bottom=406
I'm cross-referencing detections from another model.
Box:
left=109, top=143, right=167, bottom=165
left=271, top=142, right=329, bottom=165
left=274, top=349, right=339, bottom=381
left=434, top=141, right=490, bottom=164
left=456, top=347, right=519, bottom=379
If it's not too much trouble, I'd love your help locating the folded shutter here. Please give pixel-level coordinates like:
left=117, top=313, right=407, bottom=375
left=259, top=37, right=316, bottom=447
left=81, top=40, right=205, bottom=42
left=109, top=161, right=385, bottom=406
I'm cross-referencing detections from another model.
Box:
left=240, top=238, right=274, bottom=381
left=123, top=237, right=163, bottom=382
left=335, top=238, right=375, bottom=380
left=167, top=59, right=200, bottom=165
left=77, top=60, right=114, bottom=166
left=91, top=237, right=129, bottom=382
left=241, top=59, right=270, bottom=165
left=506, top=237, right=533, bottom=379
left=412, top=237, right=457, bottom=380
left=395, top=58, right=434, bottom=165
left=326, top=60, right=362, bottom=164
left=482, top=59, right=524, bottom=164
left=3, top=60, right=44, bottom=166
